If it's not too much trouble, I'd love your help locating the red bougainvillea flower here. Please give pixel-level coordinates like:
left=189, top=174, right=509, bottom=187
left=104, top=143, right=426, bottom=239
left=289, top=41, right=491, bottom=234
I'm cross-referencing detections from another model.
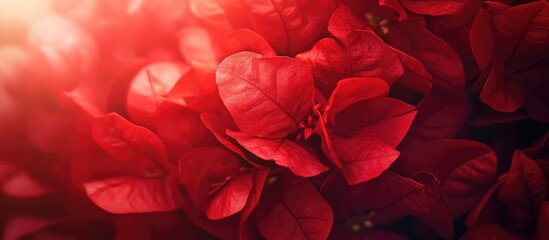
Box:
left=178, top=147, right=267, bottom=221
left=297, top=7, right=402, bottom=96
left=470, top=1, right=549, bottom=121
left=81, top=113, right=181, bottom=214
left=243, top=171, right=333, bottom=240
left=314, top=78, right=416, bottom=185
left=1, top=0, right=548, bottom=239
left=466, top=150, right=548, bottom=236
left=216, top=51, right=328, bottom=177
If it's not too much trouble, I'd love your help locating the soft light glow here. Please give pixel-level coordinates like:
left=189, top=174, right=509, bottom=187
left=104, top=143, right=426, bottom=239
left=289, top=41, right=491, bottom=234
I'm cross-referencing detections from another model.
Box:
left=0, top=0, right=51, bottom=23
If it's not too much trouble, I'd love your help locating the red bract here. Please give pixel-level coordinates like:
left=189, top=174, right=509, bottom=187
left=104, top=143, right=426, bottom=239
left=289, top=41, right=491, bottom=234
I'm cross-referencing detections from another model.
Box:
left=217, top=51, right=314, bottom=138
left=386, top=21, right=465, bottom=91
left=126, top=61, right=190, bottom=124
left=400, top=0, right=475, bottom=16
left=323, top=77, right=390, bottom=118
left=466, top=150, right=548, bottom=234
left=296, top=5, right=434, bottom=97
left=151, top=102, right=211, bottom=156
left=214, top=51, right=328, bottom=174
left=328, top=5, right=434, bottom=95
left=297, top=30, right=403, bottom=96
left=166, top=63, right=219, bottom=112
left=322, top=172, right=453, bottom=239
left=91, top=113, right=168, bottom=163
left=316, top=85, right=416, bottom=184
left=84, top=176, right=180, bottom=214
left=255, top=172, right=333, bottom=240
left=470, top=1, right=549, bottom=120
left=1, top=0, right=547, bottom=238
left=200, top=111, right=251, bottom=161
left=178, top=147, right=266, bottom=221
left=78, top=113, right=181, bottom=214
left=178, top=27, right=276, bottom=67
left=497, top=151, right=548, bottom=230
left=401, top=140, right=498, bottom=217
left=190, top=0, right=337, bottom=55
left=227, top=131, right=328, bottom=177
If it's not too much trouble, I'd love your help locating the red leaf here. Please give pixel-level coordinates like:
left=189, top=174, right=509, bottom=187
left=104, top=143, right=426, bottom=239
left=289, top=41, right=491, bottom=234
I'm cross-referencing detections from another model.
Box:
left=401, top=140, right=498, bottom=217
left=84, top=176, right=180, bottom=214
left=166, top=62, right=219, bottom=112
left=324, top=77, right=389, bottom=120
left=490, top=1, right=545, bottom=42
left=392, top=49, right=433, bottom=95
left=189, top=0, right=337, bottom=55
left=500, top=151, right=547, bottom=204
left=297, top=30, right=403, bottom=94
left=240, top=168, right=269, bottom=223
left=318, top=97, right=415, bottom=185
left=216, top=28, right=277, bottom=59
left=410, top=172, right=455, bottom=238
left=238, top=0, right=337, bottom=55
left=386, top=21, right=465, bottom=91
left=91, top=113, right=167, bottom=163
left=465, top=176, right=506, bottom=229
left=400, top=0, right=466, bottom=16
left=331, top=136, right=400, bottom=185
left=322, top=171, right=453, bottom=237
left=295, top=38, right=351, bottom=95
left=402, top=91, right=470, bottom=147
left=206, top=174, right=253, bottom=220
left=227, top=130, right=328, bottom=177
left=327, top=5, right=368, bottom=40
left=330, top=98, right=416, bottom=147
left=178, top=147, right=252, bottom=220
left=256, top=174, right=333, bottom=240
left=523, top=2, right=549, bottom=44
left=516, top=60, right=549, bottom=122
left=126, top=61, right=190, bottom=123
left=322, top=172, right=429, bottom=222
left=498, top=151, right=548, bottom=228
left=70, top=140, right=164, bottom=186
left=480, top=58, right=523, bottom=113
left=177, top=27, right=277, bottom=67
left=216, top=51, right=314, bottom=138
left=200, top=111, right=252, bottom=163
left=152, top=102, right=209, bottom=156
left=380, top=0, right=408, bottom=21
left=470, top=4, right=496, bottom=71
left=469, top=1, right=549, bottom=114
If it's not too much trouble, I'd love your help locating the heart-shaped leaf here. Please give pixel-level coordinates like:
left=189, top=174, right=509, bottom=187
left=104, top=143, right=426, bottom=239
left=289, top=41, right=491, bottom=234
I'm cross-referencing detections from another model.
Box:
left=217, top=51, right=314, bottom=138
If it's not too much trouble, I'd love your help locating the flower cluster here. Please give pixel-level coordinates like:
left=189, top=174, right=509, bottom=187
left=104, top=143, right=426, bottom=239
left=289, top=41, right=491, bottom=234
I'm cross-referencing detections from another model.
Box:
left=0, top=0, right=548, bottom=239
